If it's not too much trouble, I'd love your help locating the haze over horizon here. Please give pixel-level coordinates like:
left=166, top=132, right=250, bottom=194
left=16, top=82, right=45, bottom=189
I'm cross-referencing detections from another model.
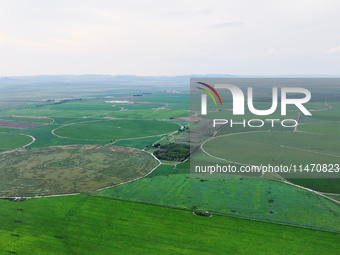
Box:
left=1, top=0, right=340, bottom=76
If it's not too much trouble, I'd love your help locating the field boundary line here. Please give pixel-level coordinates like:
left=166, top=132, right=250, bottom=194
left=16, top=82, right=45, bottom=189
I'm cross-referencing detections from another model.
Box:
left=23, top=134, right=36, bottom=147
left=0, top=192, right=81, bottom=200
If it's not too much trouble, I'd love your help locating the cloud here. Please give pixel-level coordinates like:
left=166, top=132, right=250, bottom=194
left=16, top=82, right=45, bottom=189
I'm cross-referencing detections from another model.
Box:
left=166, top=9, right=211, bottom=15
left=326, top=45, right=340, bottom=54
left=268, top=49, right=275, bottom=55
left=210, top=22, right=244, bottom=28
left=0, top=31, right=83, bottom=51
left=0, top=33, right=47, bottom=48
left=1, top=0, right=340, bottom=76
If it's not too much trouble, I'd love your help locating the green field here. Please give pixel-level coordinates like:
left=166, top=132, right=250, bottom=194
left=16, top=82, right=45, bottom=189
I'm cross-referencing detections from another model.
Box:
left=2, top=195, right=339, bottom=254
left=298, top=122, right=340, bottom=136
left=0, top=100, right=121, bottom=118
left=112, top=103, right=166, bottom=110
left=54, top=119, right=180, bottom=140
left=50, top=117, right=88, bottom=125
left=201, top=130, right=340, bottom=193
left=96, top=174, right=340, bottom=232
left=300, top=108, right=340, bottom=122
left=0, top=127, right=16, bottom=132
left=0, top=133, right=33, bottom=152
left=146, top=164, right=189, bottom=178
left=0, top=78, right=339, bottom=254
left=286, top=178, right=340, bottom=194
left=203, top=131, right=340, bottom=167
left=0, top=116, right=53, bottom=123
left=112, top=135, right=164, bottom=149
left=106, top=109, right=191, bottom=119
left=0, top=145, right=158, bottom=197
left=132, top=92, right=190, bottom=105
left=8, top=125, right=110, bottom=148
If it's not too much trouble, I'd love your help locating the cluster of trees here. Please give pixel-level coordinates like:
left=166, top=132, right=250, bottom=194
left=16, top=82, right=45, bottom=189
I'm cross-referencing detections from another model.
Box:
left=178, top=126, right=189, bottom=132
left=35, top=98, right=83, bottom=107
left=153, top=143, right=189, bottom=161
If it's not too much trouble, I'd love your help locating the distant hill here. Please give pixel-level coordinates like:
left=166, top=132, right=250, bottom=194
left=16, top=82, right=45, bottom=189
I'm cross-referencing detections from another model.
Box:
left=0, top=74, right=236, bottom=84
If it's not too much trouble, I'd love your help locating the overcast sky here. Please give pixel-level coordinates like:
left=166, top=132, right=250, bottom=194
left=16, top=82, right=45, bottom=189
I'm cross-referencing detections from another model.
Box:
left=0, top=0, right=340, bottom=76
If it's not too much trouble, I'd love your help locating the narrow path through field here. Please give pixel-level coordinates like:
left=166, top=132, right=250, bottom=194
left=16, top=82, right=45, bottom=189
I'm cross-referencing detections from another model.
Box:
left=294, top=110, right=301, bottom=132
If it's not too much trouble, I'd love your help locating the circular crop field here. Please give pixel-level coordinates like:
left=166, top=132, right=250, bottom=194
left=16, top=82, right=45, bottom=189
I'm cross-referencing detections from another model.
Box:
left=203, top=131, right=340, bottom=168
left=0, top=145, right=158, bottom=197
left=0, top=133, right=33, bottom=153
left=54, top=119, right=179, bottom=140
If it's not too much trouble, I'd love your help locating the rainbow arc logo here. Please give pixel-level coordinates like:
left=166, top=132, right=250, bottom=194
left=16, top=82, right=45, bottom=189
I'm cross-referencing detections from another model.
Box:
left=197, top=82, right=222, bottom=115
left=196, top=82, right=222, bottom=106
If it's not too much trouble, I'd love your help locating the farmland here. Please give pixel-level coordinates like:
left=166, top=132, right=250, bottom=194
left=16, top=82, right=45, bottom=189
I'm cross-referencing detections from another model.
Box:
left=112, top=135, right=166, bottom=149
left=0, top=99, right=121, bottom=118
left=54, top=119, right=180, bottom=140
left=0, top=127, right=15, bottom=132
left=105, top=108, right=191, bottom=119
left=0, top=133, right=33, bottom=153
left=298, top=122, right=340, bottom=136
left=0, top=195, right=339, bottom=255
left=202, top=131, right=340, bottom=168
left=286, top=178, right=340, bottom=194
left=0, top=145, right=158, bottom=197
left=0, top=116, right=53, bottom=123
left=0, top=76, right=340, bottom=254
left=96, top=174, right=340, bottom=232
left=7, top=124, right=110, bottom=148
